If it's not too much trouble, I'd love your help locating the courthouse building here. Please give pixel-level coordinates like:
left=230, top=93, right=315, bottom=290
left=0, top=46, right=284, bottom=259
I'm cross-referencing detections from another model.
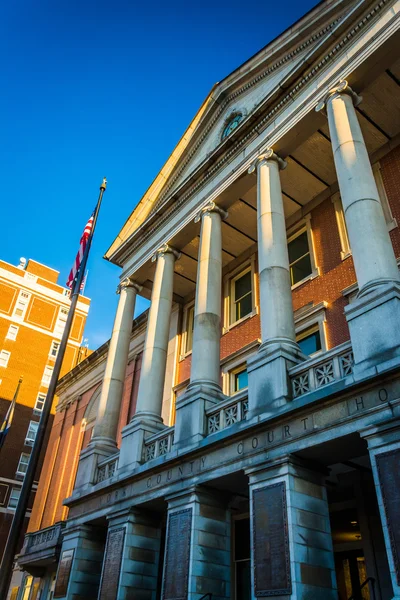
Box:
left=15, top=0, right=400, bottom=598
left=0, top=257, right=90, bottom=595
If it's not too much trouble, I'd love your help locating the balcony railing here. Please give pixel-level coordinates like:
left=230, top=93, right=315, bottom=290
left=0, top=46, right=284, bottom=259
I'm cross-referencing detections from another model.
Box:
left=96, top=453, right=119, bottom=484
left=18, top=521, right=66, bottom=568
left=143, top=427, right=175, bottom=463
left=206, top=389, right=249, bottom=435
left=289, top=341, right=354, bottom=398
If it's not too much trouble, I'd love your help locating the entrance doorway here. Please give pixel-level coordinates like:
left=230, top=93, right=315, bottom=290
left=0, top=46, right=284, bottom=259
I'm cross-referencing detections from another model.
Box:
left=233, top=515, right=251, bottom=600
left=335, top=550, right=374, bottom=600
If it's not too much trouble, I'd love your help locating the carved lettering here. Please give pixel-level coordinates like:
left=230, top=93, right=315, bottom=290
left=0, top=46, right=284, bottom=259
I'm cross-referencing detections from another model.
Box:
left=284, top=425, right=291, bottom=438
left=355, top=397, right=364, bottom=410
left=301, top=417, right=309, bottom=431
left=237, top=442, right=244, bottom=454
left=379, top=388, right=388, bottom=402
left=252, top=437, right=259, bottom=449
left=267, top=431, right=274, bottom=443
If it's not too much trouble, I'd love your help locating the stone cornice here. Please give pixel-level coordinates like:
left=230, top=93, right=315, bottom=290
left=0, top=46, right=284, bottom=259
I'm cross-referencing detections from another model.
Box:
left=112, top=0, right=391, bottom=266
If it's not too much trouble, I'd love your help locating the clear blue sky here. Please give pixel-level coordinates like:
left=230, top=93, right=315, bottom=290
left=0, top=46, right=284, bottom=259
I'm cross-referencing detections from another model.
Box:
left=1, top=0, right=320, bottom=349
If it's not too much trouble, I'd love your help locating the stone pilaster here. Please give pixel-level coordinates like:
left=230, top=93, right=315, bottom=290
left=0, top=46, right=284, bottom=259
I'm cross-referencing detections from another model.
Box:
left=174, top=202, right=227, bottom=449
left=247, top=151, right=304, bottom=416
left=362, top=420, right=400, bottom=600
left=317, top=81, right=400, bottom=372
left=119, top=244, right=180, bottom=470
left=53, top=524, right=106, bottom=600
left=98, top=508, right=161, bottom=600
left=162, top=487, right=231, bottom=600
left=75, top=278, right=141, bottom=489
left=247, top=457, right=337, bottom=600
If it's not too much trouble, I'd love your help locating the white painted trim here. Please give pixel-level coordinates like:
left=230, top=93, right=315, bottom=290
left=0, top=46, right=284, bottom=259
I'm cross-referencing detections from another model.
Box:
left=5, top=324, right=19, bottom=341
left=287, top=217, right=319, bottom=289
left=0, top=313, right=82, bottom=347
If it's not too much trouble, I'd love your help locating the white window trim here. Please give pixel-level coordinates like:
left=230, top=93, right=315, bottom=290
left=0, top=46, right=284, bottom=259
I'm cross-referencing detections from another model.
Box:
left=229, top=364, right=249, bottom=396
left=41, top=365, right=53, bottom=387
left=5, top=325, right=19, bottom=341
left=221, top=341, right=259, bottom=395
left=7, top=487, right=21, bottom=509
left=49, top=340, right=60, bottom=360
left=16, top=453, right=30, bottom=477
left=34, top=393, right=46, bottom=413
left=25, top=421, right=39, bottom=445
left=180, top=301, right=195, bottom=360
left=287, top=215, right=319, bottom=290
left=0, top=350, right=11, bottom=368
left=294, top=301, right=328, bottom=356
left=223, top=255, right=258, bottom=332
left=12, top=290, right=31, bottom=321
left=333, top=162, right=397, bottom=261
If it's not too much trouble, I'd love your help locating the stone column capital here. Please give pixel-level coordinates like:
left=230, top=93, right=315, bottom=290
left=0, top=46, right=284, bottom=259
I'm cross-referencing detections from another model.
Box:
left=315, top=80, right=362, bottom=115
left=194, top=201, right=228, bottom=224
left=248, top=149, right=287, bottom=174
left=117, top=278, right=142, bottom=295
left=151, top=243, right=181, bottom=263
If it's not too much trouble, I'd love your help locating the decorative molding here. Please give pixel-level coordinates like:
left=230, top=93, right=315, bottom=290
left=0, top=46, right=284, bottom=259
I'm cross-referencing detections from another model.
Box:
left=117, top=278, right=142, bottom=295
left=117, top=0, right=390, bottom=264
left=194, top=201, right=228, bottom=223
left=248, top=148, right=287, bottom=173
left=151, top=243, right=181, bottom=263
left=315, top=79, right=362, bottom=114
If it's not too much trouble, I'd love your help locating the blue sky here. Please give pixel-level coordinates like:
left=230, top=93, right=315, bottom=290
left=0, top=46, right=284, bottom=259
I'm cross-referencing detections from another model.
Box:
left=1, top=0, right=320, bottom=349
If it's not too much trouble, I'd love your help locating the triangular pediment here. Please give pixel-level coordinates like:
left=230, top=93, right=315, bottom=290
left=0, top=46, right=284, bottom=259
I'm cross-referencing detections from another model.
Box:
left=106, top=0, right=360, bottom=261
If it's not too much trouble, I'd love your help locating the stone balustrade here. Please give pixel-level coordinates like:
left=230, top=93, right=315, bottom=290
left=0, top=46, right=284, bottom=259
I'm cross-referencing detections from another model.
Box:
left=289, top=341, right=354, bottom=398
left=143, top=427, right=175, bottom=462
left=206, top=389, right=249, bottom=435
left=96, top=453, right=119, bottom=483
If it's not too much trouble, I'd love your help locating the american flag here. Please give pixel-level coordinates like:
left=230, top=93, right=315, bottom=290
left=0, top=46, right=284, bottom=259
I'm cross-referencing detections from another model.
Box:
left=66, top=212, right=94, bottom=289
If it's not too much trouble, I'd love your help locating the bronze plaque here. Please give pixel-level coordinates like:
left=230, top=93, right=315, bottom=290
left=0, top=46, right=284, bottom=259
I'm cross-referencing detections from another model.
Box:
left=252, top=482, right=291, bottom=596
left=98, top=527, right=125, bottom=600
left=54, top=548, right=74, bottom=598
left=163, top=508, right=192, bottom=600
left=376, top=448, right=400, bottom=585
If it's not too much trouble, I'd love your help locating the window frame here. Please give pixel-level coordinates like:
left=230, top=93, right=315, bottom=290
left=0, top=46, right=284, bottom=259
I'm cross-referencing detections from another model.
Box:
left=294, top=301, right=328, bottom=356
left=25, top=420, right=39, bottom=445
left=34, top=393, right=46, bottom=414
left=49, top=340, right=60, bottom=360
left=16, top=452, right=30, bottom=477
left=8, top=487, right=21, bottom=509
left=0, top=350, right=11, bottom=368
left=221, top=340, right=259, bottom=396
left=13, top=290, right=31, bottom=320
left=180, top=302, right=195, bottom=359
left=5, top=324, right=19, bottom=341
left=230, top=365, right=249, bottom=395
left=223, top=256, right=257, bottom=331
left=54, top=306, right=69, bottom=336
left=287, top=216, right=318, bottom=289
left=41, top=365, right=54, bottom=387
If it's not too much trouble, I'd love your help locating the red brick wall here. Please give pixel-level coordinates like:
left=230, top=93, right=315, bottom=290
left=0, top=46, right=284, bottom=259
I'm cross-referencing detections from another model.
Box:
left=381, top=146, right=400, bottom=258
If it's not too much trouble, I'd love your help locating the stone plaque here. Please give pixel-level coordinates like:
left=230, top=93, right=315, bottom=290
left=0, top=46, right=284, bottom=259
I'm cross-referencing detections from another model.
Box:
left=54, top=548, right=74, bottom=598
left=98, top=527, right=125, bottom=600
left=163, top=508, right=192, bottom=600
left=376, top=448, right=400, bottom=585
left=252, top=482, right=291, bottom=596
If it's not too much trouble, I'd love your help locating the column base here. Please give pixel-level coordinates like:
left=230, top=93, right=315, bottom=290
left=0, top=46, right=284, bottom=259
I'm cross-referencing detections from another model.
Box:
left=118, top=415, right=165, bottom=472
left=173, top=383, right=226, bottom=450
left=345, top=282, right=400, bottom=375
left=247, top=341, right=306, bottom=418
left=75, top=439, right=118, bottom=490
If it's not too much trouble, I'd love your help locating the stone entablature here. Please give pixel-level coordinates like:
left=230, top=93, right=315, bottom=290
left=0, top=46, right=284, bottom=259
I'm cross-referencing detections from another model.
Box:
left=65, top=365, right=400, bottom=524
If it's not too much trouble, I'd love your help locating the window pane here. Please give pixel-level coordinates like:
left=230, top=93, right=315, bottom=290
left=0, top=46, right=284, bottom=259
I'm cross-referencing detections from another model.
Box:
left=298, top=330, right=321, bottom=355
left=235, top=271, right=251, bottom=301
left=236, top=293, right=252, bottom=321
left=288, top=231, right=309, bottom=264
left=291, top=254, right=312, bottom=285
left=234, top=370, right=248, bottom=392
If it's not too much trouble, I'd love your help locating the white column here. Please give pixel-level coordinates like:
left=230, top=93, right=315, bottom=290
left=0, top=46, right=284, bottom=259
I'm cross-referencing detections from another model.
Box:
left=249, top=150, right=297, bottom=350
left=317, top=81, right=399, bottom=293
left=134, top=244, right=180, bottom=425
left=91, top=278, right=141, bottom=449
left=190, top=202, right=227, bottom=391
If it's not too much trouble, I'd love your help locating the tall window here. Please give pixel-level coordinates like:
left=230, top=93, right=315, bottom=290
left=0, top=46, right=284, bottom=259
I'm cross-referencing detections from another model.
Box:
left=297, top=325, right=322, bottom=356
left=41, top=365, right=53, bottom=387
left=49, top=341, right=60, bottom=359
left=16, top=453, right=30, bottom=476
left=54, top=307, right=68, bottom=336
left=6, top=325, right=19, bottom=341
left=34, top=393, right=46, bottom=412
left=0, top=350, right=11, bottom=368
left=231, top=269, right=252, bottom=323
left=25, top=421, right=39, bottom=444
left=8, top=487, right=21, bottom=509
left=13, top=291, right=30, bottom=319
left=184, top=305, right=195, bottom=354
left=288, top=229, right=312, bottom=286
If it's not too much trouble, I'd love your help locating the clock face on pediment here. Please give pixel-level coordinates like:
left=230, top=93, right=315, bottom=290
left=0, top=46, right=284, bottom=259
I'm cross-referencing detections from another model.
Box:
left=221, top=113, right=243, bottom=140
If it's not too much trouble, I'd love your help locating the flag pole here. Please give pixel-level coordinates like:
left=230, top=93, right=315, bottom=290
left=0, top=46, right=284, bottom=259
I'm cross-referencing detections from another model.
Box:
left=0, top=178, right=107, bottom=600
left=0, top=378, right=23, bottom=452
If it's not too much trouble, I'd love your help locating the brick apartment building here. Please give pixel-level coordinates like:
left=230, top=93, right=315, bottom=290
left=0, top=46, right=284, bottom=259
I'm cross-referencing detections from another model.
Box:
left=0, top=257, right=90, bottom=593
left=13, top=1, right=400, bottom=599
